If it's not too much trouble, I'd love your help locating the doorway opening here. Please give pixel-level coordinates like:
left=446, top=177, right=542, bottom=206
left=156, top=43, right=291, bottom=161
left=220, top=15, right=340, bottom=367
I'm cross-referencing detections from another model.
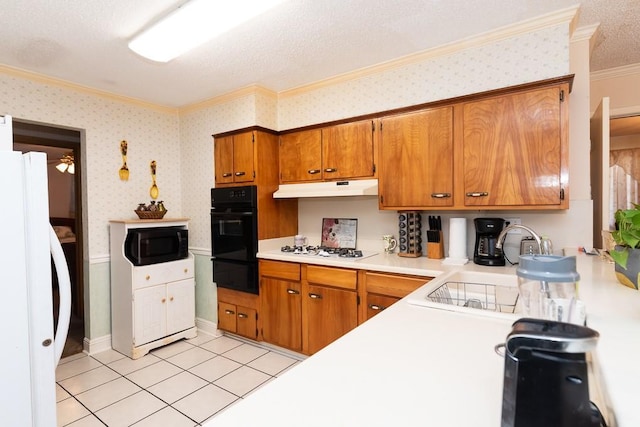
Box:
left=13, top=120, right=85, bottom=358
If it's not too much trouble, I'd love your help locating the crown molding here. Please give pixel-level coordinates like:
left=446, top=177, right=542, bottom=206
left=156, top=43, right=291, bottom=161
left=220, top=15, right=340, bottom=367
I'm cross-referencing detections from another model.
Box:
left=0, top=64, right=178, bottom=114
left=278, top=5, right=579, bottom=99
left=179, top=85, right=277, bottom=114
left=591, top=63, right=640, bottom=82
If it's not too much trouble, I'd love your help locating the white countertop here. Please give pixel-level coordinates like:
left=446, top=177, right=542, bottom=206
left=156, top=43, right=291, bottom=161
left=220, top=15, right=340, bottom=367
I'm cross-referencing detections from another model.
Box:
left=207, top=250, right=640, bottom=427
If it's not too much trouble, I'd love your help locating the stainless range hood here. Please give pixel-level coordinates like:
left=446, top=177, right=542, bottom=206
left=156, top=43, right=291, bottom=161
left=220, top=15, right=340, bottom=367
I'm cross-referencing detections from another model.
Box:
left=273, top=179, right=378, bottom=198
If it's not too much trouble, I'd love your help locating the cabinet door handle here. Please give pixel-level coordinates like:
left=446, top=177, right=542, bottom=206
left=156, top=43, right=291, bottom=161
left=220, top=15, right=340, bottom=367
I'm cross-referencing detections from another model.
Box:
left=431, top=193, right=451, bottom=198
left=237, top=313, right=248, bottom=319
left=161, top=298, right=166, bottom=303
left=308, top=293, right=322, bottom=299
left=169, top=296, right=174, bottom=302
left=368, top=304, right=384, bottom=311
left=466, top=192, right=489, bottom=197
left=222, top=172, right=232, bottom=177
left=235, top=171, right=246, bottom=177
left=307, top=169, right=320, bottom=175
left=225, top=309, right=235, bottom=315
left=324, top=168, right=337, bottom=173
left=286, top=289, right=300, bottom=295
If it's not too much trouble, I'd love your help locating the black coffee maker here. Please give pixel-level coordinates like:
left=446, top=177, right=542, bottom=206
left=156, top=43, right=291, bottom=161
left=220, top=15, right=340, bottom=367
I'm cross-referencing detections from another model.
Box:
left=501, top=318, right=606, bottom=427
left=473, top=218, right=505, bottom=266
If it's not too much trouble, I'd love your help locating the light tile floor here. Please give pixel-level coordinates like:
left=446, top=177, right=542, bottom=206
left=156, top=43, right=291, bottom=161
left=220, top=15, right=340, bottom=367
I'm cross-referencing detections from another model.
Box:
left=56, top=333, right=303, bottom=426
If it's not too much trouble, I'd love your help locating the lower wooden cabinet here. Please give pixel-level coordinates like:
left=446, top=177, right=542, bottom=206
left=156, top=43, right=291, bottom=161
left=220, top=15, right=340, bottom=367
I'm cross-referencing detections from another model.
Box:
left=255, top=260, right=431, bottom=354
left=217, top=288, right=259, bottom=340
left=259, top=260, right=302, bottom=351
left=305, top=283, right=358, bottom=354
left=360, top=271, right=431, bottom=321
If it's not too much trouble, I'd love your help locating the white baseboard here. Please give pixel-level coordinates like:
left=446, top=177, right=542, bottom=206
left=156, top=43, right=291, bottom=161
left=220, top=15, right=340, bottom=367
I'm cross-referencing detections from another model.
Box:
left=84, top=334, right=112, bottom=355
left=83, top=318, right=222, bottom=356
left=195, top=318, right=223, bottom=337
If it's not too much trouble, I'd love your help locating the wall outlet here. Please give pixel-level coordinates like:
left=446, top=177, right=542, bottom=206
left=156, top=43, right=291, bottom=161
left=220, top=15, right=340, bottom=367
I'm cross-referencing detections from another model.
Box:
left=504, top=218, right=521, bottom=234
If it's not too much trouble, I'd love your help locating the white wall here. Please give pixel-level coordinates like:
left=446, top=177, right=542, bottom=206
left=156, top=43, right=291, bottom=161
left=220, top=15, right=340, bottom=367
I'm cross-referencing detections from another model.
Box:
left=591, top=64, right=640, bottom=116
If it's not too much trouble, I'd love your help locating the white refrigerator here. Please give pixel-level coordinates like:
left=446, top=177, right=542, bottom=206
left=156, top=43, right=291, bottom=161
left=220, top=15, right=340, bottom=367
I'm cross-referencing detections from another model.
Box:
left=0, top=115, right=72, bottom=426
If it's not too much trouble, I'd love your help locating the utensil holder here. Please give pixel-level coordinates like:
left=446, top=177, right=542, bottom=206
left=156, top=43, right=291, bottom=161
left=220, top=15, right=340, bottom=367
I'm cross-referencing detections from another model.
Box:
left=427, top=232, right=444, bottom=259
left=398, top=211, right=422, bottom=257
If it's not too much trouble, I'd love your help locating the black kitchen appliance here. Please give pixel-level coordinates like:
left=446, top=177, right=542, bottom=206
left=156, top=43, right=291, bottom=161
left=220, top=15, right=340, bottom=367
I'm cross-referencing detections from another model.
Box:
left=211, top=186, right=259, bottom=294
left=501, top=318, right=606, bottom=427
left=124, top=226, right=189, bottom=266
left=473, top=217, right=505, bottom=266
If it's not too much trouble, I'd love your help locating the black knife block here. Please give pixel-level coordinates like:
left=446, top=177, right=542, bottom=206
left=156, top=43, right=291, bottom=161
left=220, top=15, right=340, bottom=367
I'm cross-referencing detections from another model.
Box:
left=398, top=211, right=422, bottom=257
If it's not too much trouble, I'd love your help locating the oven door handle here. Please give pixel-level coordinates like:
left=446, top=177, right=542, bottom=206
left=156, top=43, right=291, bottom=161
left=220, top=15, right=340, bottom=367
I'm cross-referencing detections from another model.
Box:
left=210, top=210, right=255, bottom=216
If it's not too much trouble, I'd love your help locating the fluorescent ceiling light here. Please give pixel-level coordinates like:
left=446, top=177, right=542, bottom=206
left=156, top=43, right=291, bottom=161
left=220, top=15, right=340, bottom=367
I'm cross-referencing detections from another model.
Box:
left=129, top=0, right=286, bottom=62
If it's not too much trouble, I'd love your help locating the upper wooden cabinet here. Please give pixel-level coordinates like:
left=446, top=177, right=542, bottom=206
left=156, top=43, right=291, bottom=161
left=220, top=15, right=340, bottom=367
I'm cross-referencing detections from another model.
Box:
left=460, top=84, right=569, bottom=208
left=279, top=120, right=376, bottom=184
left=214, top=131, right=255, bottom=185
left=378, top=107, right=454, bottom=209
left=322, top=120, right=376, bottom=180
left=279, top=129, right=322, bottom=183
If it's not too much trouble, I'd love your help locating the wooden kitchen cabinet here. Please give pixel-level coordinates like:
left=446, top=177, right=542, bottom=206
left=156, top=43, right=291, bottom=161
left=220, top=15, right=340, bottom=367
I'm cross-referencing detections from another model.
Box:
left=303, top=265, right=358, bottom=354
left=279, top=120, right=375, bottom=183
left=259, top=260, right=303, bottom=352
left=460, top=83, right=569, bottom=208
left=214, top=131, right=254, bottom=184
left=359, top=271, right=431, bottom=322
left=218, top=301, right=258, bottom=340
left=378, top=107, right=454, bottom=210
left=217, top=287, right=260, bottom=340
left=279, top=129, right=322, bottom=183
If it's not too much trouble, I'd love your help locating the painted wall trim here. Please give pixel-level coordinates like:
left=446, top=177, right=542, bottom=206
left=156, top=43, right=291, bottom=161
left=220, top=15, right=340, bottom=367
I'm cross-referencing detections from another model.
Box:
left=591, top=63, right=640, bottom=81
left=196, top=318, right=223, bottom=337
left=83, top=334, right=112, bottom=356
left=277, top=5, right=579, bottom=99
left=0, top=64, right=179, bottom=114
left=179, top=85, right=278, bottom=114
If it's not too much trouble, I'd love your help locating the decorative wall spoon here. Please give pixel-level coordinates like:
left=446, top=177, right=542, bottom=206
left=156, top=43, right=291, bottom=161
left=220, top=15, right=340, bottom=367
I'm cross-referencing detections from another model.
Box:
left=150, top=160, right=159, bottom=199
left=119, top=140, right=129, bottom=181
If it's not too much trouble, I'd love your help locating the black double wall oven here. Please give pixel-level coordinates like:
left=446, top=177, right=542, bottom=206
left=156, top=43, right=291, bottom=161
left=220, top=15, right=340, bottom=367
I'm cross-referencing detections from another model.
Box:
left=211, top=186, right=259, bottom=294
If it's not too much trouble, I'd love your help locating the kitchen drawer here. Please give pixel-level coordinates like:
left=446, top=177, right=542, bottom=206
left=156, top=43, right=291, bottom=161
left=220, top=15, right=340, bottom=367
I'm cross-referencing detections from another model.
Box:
left=260, top=260, right=301, bottom=281
left=364, top=272, right=430, bottom=298
left=305, top=265, right=357, bottom=290
left=132, top=258, right=194, bottom=289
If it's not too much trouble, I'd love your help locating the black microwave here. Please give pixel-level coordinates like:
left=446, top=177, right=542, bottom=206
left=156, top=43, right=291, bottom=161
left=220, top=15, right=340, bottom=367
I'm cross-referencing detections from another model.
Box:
left=124, top=227, right=189, bottom=266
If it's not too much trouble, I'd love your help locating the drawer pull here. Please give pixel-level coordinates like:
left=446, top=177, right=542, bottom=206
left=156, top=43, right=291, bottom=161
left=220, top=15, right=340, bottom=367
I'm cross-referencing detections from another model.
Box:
left=161, top=298, right=166, bottom=303
left=431, top=193, right=451, bottom=198
left=309, top=293, right=323, bottom=300
left=225, top=309, right=235, bottom=315
left=169, top=296, right=174, bottom=302
left=369, top=304, right=384, bottom=311
left=235, top=171, right=246, bottom=177
left=287, top=289, right=300, bottom=295
left=466, top=192, right=489, bottom=198
left=237, top=313, right=248, bottom=319
left=222, top=172, right=232, bottom=177
left=324, top=168, right=337, bottom=173
left=307, top=169, right=320, bottom=175
left=184, top=268, right=188, bottom=273
left=145, top=275, right=151, bottom=280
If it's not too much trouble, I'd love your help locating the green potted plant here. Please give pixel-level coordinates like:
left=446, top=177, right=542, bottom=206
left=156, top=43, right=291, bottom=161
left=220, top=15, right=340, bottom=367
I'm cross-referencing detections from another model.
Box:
left=610, top=204, right=640, bottom=289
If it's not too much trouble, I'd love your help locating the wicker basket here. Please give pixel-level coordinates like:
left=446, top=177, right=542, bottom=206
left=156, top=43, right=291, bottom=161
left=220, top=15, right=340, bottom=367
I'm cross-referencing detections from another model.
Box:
left=134, top=210, right=167, bottom=219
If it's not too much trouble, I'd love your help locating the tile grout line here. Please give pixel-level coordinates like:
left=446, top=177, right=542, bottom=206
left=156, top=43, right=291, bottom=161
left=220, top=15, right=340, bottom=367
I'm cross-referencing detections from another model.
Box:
left=57, top=335, right=300, bottom=426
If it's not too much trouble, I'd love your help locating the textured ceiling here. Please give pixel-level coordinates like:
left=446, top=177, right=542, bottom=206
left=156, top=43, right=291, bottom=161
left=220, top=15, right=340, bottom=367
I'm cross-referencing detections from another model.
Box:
left=0, top=0, right=637, bottom=108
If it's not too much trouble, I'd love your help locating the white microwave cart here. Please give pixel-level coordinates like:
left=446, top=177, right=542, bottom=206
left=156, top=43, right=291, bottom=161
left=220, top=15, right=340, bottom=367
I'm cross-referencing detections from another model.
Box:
left=109, top=219, right=197, bottom=359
